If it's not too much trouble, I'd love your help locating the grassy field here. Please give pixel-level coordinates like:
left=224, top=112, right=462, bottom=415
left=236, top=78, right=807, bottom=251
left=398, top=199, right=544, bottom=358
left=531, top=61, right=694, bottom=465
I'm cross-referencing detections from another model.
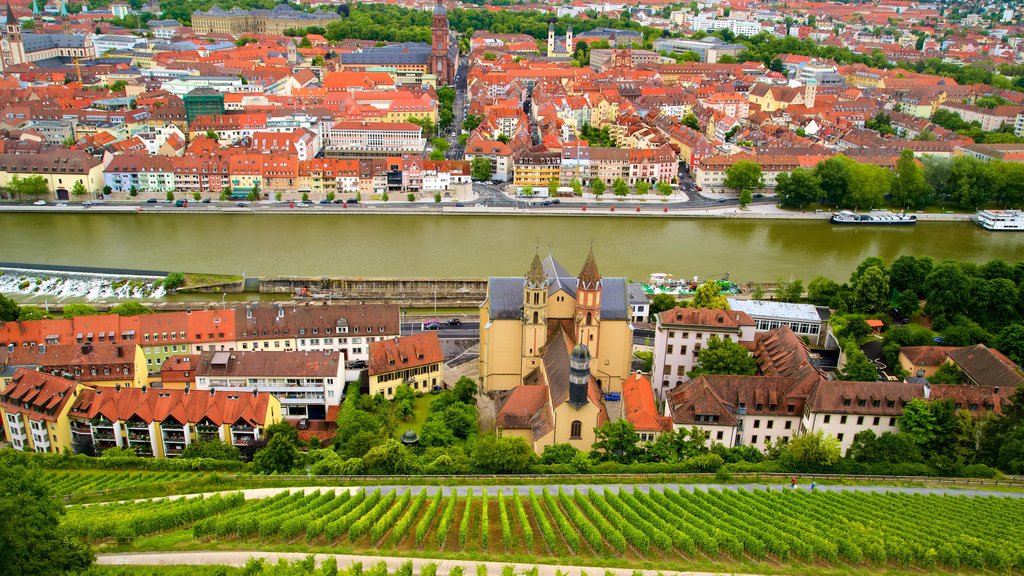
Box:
left=67, top=487, right=1024, bottom=575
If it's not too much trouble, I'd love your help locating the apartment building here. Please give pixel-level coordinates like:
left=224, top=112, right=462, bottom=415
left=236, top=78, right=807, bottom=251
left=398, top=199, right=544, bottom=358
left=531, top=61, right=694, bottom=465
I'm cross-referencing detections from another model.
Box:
left=0, top=368, right=88, bottom=453
left=67, top=385, right=281, bottom=457
left=651, top=307, right=756, bottom=401
left=368, top=332, right=444, bottom=399
left=1, top=342, right=148, bottom=389
left=324, top=121, right=426, bottom=158
left=194, top=350, right=349, bottom=420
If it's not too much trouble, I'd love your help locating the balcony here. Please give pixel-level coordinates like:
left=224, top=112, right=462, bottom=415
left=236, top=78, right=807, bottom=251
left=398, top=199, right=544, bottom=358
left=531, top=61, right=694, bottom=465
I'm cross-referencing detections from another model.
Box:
left=162, top=432, right=187, bottom=443
left=92, top=430, right=115, bottom=440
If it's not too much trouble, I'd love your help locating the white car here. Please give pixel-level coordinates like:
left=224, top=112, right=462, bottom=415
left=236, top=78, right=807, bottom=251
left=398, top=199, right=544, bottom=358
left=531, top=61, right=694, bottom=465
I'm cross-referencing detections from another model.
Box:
left=55, top=203, right=67, bottom=207
left=32, top=200, right=46, bottom=206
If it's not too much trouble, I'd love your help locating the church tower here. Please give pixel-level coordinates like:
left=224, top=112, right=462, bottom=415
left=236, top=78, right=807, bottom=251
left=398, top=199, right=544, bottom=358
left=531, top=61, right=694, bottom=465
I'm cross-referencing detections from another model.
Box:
left=286, top=38, right=298, bottom=65
left=547, top=22, right=555, bottom=57
left=522, top=252, right=548, bottom=370
left=565, top=24, right=573, bottom=54
left=1, top=4, right=26, bottom=72
left=431, top=0, right=450, bottom=86
left=60, top=0, right=71, bottom=34
left=575, top=248, right=601, bottom=354
left=567, top=344, right=591, bottom=409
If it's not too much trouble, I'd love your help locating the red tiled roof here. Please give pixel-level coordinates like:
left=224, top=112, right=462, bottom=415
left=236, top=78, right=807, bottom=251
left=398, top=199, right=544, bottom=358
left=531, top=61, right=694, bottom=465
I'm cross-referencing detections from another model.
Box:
left=622, top=372, right=672, bottom=432
left=368, top=332, right=443, bottom=376
left=69, top=386, right=275, bottom=427
left=0, top=368, right=81, bottom=422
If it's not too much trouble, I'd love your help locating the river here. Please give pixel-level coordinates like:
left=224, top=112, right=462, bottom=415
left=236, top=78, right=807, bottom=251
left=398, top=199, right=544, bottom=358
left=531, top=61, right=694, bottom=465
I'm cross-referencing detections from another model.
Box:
left=1, top=213, right=1020, bottom=283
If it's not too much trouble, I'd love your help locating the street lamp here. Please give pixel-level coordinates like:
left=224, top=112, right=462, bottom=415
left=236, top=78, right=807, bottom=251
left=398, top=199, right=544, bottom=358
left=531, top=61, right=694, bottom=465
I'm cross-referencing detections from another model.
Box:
left=433, top=289, right=437, bottom=318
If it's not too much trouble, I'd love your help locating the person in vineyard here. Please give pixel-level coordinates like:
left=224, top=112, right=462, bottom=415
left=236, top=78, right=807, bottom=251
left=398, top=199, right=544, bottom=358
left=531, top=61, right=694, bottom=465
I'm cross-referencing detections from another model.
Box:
left=791, top=477, right=798, bottom=489
left=810, top=481, right=816, bottom=492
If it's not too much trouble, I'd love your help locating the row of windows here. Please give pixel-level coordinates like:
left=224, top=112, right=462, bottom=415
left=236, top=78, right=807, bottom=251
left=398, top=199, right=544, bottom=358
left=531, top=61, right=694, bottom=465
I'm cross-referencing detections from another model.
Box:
left=750, top=435, right=789, bottom=445
left=754, top=320, right=821, bottom=335
left=823, top=414, right=898, bottom=427
left=750, top=419, right=793, bottom=430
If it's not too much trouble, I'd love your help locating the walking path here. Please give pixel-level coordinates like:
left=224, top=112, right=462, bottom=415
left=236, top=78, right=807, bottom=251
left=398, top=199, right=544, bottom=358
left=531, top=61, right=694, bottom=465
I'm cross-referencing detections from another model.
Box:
left=98, top=482, right=1024, bottom=505
left=96, top=551, right=764, bottom=576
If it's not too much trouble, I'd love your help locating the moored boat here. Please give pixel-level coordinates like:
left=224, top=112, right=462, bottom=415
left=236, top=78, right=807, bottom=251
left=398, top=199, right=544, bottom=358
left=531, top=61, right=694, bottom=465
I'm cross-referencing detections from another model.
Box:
left=974, top=210, right=1024, bottom=231
left=830, top=210, right=917, bottom=225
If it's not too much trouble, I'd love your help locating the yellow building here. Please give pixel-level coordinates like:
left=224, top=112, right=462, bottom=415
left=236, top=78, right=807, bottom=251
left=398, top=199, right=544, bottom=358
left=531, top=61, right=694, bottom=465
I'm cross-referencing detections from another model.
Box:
left=368, top=332, right=444, bottom=399
left=513, top=149, right=562, bottom=189
left=0, top=150, right=105, bottom=199
left=190, top=5, right=340, bottom=36
left=483, top=250, right=634, bottom=454
left=67, top=386, right=282, bottom=457
left=0, top=368, right=90, bottom=453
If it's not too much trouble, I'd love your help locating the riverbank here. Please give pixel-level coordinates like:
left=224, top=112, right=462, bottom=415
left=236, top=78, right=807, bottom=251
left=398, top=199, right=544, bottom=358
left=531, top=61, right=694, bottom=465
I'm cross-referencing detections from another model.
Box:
left=0, top=202, right=975, bottom=221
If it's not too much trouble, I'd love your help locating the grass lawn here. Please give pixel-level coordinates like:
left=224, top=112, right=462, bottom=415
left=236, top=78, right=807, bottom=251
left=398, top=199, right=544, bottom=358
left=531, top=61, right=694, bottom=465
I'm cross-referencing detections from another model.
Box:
left=402, top=394, right=439, bottom=436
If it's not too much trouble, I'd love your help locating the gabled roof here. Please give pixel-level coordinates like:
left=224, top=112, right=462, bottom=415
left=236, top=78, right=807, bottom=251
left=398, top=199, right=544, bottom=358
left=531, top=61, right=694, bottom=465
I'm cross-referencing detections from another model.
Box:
left=0, top=367, right=80, bottom=422
left=623, top=372, right=672, bottom=432
left=947, top=344, right=1024, bottom=387
left=69, top=386, right=275, bottom=428
left=368, top=332, right=443, bottom=376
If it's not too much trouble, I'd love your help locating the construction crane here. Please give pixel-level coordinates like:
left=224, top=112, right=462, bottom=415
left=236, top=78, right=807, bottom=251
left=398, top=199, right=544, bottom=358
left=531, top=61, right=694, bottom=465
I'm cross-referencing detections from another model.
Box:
left=72, top=56, right=83, bottom=84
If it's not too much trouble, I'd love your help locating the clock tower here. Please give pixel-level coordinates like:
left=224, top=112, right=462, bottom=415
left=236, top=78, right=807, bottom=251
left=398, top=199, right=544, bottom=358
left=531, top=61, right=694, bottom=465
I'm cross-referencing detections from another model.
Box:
left=1, top=4, right=26, bottom=73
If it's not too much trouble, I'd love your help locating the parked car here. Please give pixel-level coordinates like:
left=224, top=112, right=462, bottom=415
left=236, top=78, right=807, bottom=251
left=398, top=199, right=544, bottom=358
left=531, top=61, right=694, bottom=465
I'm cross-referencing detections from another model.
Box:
left=447, top=318, right=462, bottom=326
left=332, top=199, right=343, bottom=204
left=236, top=202, right=249, bottom=207
left=296, top=202, right=310, bottom=207
left=752, top=193, right=764, bottom=199
left=550, top=198, right=561, bottom=204
left=201, top=198, right=211, bottom=203
left=297, top=418, right=310, bottom=430
left=318, top=199, right=331, bottom=204
left=347, top=360, right=367, bottom=369
left=32, top=200, right=46, bottom=206
left=346, top=198, right=359, bottom=204
left=145, top=198, right=158, bottom=204
left=454, top=202, right=464, bottom=207
left=55, top=202, right=67, bottom=207
left=604, top=392, right=621, bottom=401
left=174, top=200, right=187, bottom=207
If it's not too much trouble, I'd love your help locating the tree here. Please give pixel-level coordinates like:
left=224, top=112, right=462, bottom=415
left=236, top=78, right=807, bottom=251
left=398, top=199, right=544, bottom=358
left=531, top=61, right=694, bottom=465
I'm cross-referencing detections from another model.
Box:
left=166, top=190, right=175, bottom=202
left=837, top=341, right=878, bottom=381
left=775, top=168, right=821, bottom=208
left=62, top=303, right=98, bottom=318
left=420, top=418, right=457, bottom=448
left=815, top=155, right=855, bottom=206
left=430, top=148, right=445, bottom=161
left=847, top=162, right=890, bottom=210
left=635, top=180, right=650, bottom=196
left=109, top=302, right=152, bottom=316
left=898, top=398, right=939, bottom=448
left=451, top=377, right=478, bottom=404
left=775, top=279, right=803, bottom=303
left=71, top=180, right=87, bottom=199
left=205, top=129, right=219, bottom=141
left=592, top=420, right=642, bottom=464
left=785, top=431, right=841, bottom=471
left=440, top=403, right=477, bottom=439
left=690, top=335, right=757, bottom=376
left=249, top=180, right=261, bottom=201
left=928, top=362, right=966, bottom=384
left=807, top=276, right=840, bottom=306
left=691, top=280, right=729, bottom=310
left=889, top=255, right=933, bottom=293
left=193, top=191, right=201, bottom=201
left=18, top=306, right=53, bottom=320
left=723, top=160, right=763, bottom=207
left=180, top=440, right=241, bottom=461
left=681, top=113, right=699, bottom=130
left=591, top=178, right=606, bottom=197
left=0, top=461, right=93, bottom=575
left=994, top=324, right=1024, bottom=366
left=612, top=178, right=629, bottom=197
left=649, top=293, right=680, bottom=315
left=923, top=261, right=971, bottom=317
left=0, top=294, right=18, bottom=321
left=472, top=434, right=533, bottom=473
left=894, top=289, right=919, bottom=317
left=541, top=443, right=580, bottom=464
left=252, top=434, right=299, bottom=474
left=407, top=193, right=416, bottom=202
left=362, top=438, right=415, bottom=474
left=9, top=175, right=49, bottom=199
left=657, top=181, right=673, bottom=196
left=852, top=265, right=890, bottom=314
left=548, top=178, right=559, bottom=197
left=890, top=149, right=931, bottom=209
left=470, top=157, right=492, bottom=181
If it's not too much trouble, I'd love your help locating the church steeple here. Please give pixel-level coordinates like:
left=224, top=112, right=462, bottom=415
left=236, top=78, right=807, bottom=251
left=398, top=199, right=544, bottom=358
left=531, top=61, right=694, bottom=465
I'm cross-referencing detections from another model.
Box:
left=522, top=251, right=548, bottom=365
left=578, top=247, right=601, bottom=290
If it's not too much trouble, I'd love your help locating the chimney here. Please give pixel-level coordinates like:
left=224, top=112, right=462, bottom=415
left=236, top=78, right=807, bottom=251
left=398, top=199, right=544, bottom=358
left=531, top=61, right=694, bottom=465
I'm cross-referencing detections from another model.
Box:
left=141, top=385, right=147, bottom=393
left=252, top=388, right=258, bottom=397
left=115, top=383, right=121, bottom=390
left=210, top=388, right=215, bottom=395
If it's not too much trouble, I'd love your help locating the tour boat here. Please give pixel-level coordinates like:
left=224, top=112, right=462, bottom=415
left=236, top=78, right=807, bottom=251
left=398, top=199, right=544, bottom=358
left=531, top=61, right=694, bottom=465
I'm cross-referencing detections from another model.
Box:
left=830, top=210, right=917, bottom=225
left=974, top=210, right=1024, bottom=231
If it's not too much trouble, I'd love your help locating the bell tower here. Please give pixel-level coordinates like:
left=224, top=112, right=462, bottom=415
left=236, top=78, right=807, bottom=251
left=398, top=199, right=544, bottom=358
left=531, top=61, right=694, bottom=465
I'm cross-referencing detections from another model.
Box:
left=522, top=252, right=548, bottom=370
left=431, top=0, right=450, bottom=86
left=1, top=4, right=25, bottom=72
left=575, top=248, right=601, bottom=353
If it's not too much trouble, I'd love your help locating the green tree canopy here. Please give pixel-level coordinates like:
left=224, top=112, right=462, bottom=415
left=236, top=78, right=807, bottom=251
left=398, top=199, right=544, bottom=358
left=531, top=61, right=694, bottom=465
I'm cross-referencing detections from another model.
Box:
left=890, top=149, right=931, bottom=209
left=649, top=293, right=681, bottom=316
left=0, top=460, right=93, bottom=575
left=691, top=280, right=729, bottom=310
left=784, top=431, right=841, bottom=471
left=179, top=440, right=241, bottom=461
left=109, top=302, right=153, bottom=316
left=723, top=160, right=764, bottom=207
left=592, top=420, right=642, bottom=464
left=252, top=434, right=299, bottom=474
left=0, top=294, right=18, bottom=321
left=62, top=304, right=98, bottom=318
left=690, top=335, right=757, bottom=377
left=472, top=434, right=533, bottom=473
left=775, top=167, right=821, bottom=208
left=837, top=341, right=878, bottom=381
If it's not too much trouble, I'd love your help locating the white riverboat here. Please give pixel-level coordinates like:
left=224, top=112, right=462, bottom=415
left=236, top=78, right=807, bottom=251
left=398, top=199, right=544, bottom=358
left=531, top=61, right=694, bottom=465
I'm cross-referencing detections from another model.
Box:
left=830, top=210, right=917, bottom=225
left=974, top=210, right=1024, bottom=231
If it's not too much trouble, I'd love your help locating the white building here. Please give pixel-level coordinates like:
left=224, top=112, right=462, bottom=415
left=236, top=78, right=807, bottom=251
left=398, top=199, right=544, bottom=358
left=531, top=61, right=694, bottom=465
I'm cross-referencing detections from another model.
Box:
left=801, top=380, right=919, bottom=452
left=194, top=350, right=350, bottom=420
left=325, top=121, right=426, bottom=157
left=651, top=307, right=756, bottom=401
left=726, top=299, right=835, bottom=349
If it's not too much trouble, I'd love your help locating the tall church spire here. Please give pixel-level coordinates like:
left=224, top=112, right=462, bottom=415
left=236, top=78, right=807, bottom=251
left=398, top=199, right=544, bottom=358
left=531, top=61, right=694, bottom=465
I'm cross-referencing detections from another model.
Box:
left=526, top=251, right=545, bottom=289
left=6, top=3, right=16, bottom=23
left=578, top=247, right=600, bottom=290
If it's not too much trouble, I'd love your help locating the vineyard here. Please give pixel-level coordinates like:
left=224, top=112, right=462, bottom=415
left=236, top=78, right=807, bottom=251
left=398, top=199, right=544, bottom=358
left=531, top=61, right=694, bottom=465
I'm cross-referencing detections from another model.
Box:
left=45, top=470, right=210, bottom=497
left=66, top=486, right=1024, bottom=572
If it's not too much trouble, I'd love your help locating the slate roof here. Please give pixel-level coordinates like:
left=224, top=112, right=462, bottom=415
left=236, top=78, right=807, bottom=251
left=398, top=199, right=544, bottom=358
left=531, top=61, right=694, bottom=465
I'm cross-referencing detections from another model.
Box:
left=488, top=254, right=629, bottom=321
left=946, top=344, right=1024, bottom=386
left=22, top=33, right=87, bottom=53
left=341, top=43, right=431, bottom=66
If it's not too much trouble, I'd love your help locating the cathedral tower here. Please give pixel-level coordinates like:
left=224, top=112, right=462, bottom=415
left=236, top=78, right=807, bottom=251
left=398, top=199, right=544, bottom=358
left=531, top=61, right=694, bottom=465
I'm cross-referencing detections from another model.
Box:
left=575, top=248, right=601, bottom=354
left=522, top=252, right=548, bottom=369
left=1, top=4, right=26, bottom=72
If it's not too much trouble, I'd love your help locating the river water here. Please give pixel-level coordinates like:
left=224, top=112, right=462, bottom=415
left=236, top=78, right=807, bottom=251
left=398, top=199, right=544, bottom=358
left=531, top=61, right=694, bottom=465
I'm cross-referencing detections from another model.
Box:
left=1, top=213, right=1020, bottom=283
